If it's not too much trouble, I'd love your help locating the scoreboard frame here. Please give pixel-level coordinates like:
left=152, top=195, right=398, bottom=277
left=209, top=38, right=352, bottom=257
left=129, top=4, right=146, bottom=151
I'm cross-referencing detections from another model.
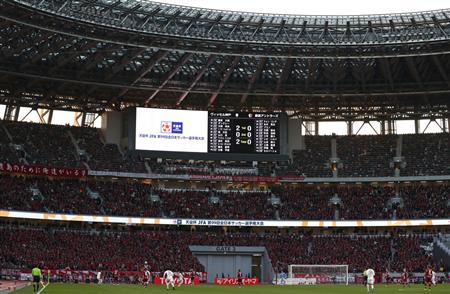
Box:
left=126, top=108, right=289, bottom=161
left=208, top=112, right=281, bottom=154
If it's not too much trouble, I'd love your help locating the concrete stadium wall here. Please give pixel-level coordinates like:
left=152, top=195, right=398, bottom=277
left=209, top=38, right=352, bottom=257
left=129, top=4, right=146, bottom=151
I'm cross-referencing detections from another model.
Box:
left=101, top=111, right=122, bottom=146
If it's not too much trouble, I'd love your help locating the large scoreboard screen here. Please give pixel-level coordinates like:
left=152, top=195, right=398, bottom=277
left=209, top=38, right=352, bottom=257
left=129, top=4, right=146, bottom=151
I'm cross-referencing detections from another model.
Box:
left=208, top=112, right=280, bottom=154
left=135, top=108, right=208, bottom=153
left=133, top=108, right=284, bottom=157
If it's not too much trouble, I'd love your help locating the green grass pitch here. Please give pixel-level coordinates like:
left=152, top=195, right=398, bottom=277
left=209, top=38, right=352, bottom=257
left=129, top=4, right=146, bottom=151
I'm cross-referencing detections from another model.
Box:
left=13, top=283, right=450, bottom=294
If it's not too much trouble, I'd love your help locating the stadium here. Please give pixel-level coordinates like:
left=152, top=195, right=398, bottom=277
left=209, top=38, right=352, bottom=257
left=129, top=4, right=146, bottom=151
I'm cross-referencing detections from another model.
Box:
left=0, top=0, right=449, bottom=293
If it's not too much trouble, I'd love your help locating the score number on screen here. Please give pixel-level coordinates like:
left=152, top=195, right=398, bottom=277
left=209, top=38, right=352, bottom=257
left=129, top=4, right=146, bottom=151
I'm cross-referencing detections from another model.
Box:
left=235, top=124, right=252, bottom=145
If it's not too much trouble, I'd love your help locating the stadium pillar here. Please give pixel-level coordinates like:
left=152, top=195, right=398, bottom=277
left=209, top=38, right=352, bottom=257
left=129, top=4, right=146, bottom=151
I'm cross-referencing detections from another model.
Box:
left=442, top=118, right=447, bottom=133
left=73, top=112, right=86, bottom=126
left=347, top=121, right=353, bottom=135
left=47, top=109, right=53, bottom=124
left=304, top=121, right=315, bottom=136
left=81, top=112, right=87, bottom=126
left=38, top=109, right=53, bottom=124
left=315, top=120, right=319, bottom=136
left=298, top=119, right=305, bottom=150
left=4, top=105, right=20, bottom=121
left=380, top=120, right=386, bottom=135
left=387, top=120, right=393, bottom=135
left=74, top=112, right=81, bottom=126
left=414, top=119, right=420, bottom=134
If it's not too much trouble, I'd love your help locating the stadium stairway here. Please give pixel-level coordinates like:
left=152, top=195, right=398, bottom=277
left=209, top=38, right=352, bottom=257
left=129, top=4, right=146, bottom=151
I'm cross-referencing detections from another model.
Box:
left=67, top=129, right=86, bottom=161
left=1, top=124, right=13, bottom=142
left=434, top=236, right=450, bottom=270
left=144, top=160, right=152, bottom=173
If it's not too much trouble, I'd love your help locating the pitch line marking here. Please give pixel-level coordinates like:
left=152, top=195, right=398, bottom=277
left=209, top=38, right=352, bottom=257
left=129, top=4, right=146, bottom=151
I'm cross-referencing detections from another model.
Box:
left=37, top=283, right=49, bottom=294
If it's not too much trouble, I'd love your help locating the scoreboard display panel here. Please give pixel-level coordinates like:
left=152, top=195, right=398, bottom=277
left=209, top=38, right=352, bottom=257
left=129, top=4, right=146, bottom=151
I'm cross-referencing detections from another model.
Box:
left=208, top=112, right=280, bottom=154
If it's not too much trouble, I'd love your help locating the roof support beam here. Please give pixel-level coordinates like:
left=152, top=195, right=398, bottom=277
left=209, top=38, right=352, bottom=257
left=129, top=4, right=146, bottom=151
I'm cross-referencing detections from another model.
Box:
left=120, top=4, right=142, bottom=21
left=406, top=57, right=430, bottom=104
left=176, top=55, right=217, bottom=106
left=24, top=36, right=69, bottom=68
left=405, top=57, right=423, bottom=87
left=13, top=31, right=53, bottom=54
left=207, top=56, right=241, bottom=107
left=127, top=50, right=169, bottom=86
left=182, top=13, right=202, bottom=34
left=251, top=18, right=264, bottom=38
left=105, top=47, right=147, bottom=80
left=78, top=44, right=122, bottom=77
left=138, top=8, right=161, bottom=30
left=50, top=40, right=97, bottom=74
left=431, top=55, right=450, bottom=87
left=240, top=57, right=267, bottom=104
left=274, top=20, right=286, bottom=39
left=207, top=15, right=223, bottom=34
left=379, top=58, right=395, bottom=90
left=85, top=47, right=147, bottom=97
left=112, top=49, right=169, bottom=104
left=431, top=16, right=448, bottom=38
left=305, top=59, right=318, bottom=91
left=100, top=1, right=121, bottom=14
left=272, top=58, right=294, bottom=105
left=162, top=10, right=181, bottom=32
left=145, top=52, right=193, bottom=104
left=226, top=17, right=244, bottom=38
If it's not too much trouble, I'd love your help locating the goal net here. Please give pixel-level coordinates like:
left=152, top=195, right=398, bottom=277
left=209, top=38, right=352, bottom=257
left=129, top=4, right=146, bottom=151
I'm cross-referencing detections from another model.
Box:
left=288, top=264, right=348, bottom=285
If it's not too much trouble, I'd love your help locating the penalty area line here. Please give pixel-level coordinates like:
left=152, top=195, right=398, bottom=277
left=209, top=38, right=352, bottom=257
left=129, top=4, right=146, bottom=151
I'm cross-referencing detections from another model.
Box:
left=37, top=283, right=49, bottom=294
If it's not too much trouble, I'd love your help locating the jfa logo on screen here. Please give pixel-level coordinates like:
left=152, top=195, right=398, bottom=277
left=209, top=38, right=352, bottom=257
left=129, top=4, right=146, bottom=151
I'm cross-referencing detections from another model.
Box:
left=160, top=121, right=183, bottom=134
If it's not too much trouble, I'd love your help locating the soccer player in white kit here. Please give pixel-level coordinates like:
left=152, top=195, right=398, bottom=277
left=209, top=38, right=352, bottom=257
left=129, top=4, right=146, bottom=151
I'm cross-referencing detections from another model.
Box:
left=365, top=268, right=375, bottom=292
left=175, top=272, right=184, bottom=287
left=163, top=270, right=175, bottom=290
left=96, top=271, right=102, bottom=284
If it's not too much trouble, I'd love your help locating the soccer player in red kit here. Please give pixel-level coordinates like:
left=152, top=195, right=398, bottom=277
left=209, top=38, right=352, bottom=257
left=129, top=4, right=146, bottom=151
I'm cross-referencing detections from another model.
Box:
left=401, top=268, right=409, bottom=287
left=384, top=268, right=392, bottom=284
left=237, top=269, right=243, bottom=288
left=424, top=266, right=433, bottom=291
left=143, top=261, right=151, bottom=288
left=113, top=269, right=119, bottom=285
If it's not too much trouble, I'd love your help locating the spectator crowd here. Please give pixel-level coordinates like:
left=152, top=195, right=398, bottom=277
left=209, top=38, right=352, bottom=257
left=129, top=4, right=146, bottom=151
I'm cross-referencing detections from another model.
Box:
left=1, top=175, right=448, bottom=220
left=1, top=121, right=449, bottom=178
left=0, top=226, right=432, bottom=274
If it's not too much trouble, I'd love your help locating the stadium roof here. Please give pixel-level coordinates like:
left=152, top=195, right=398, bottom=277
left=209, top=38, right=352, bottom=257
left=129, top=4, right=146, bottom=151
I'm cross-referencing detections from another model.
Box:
left=156, top=0, right=449, bottom=16
left=0, top=0, right=449, bottom=121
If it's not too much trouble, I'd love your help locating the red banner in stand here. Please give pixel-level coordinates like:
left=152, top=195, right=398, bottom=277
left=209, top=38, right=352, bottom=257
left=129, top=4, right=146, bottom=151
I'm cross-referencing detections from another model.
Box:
left=214, top=278, right=259, bottom=285
left=231, top=176, right=278, bottom=183
left=154, top=276, right=201, bottom=285
left=0, top=162, right=87, bottom=178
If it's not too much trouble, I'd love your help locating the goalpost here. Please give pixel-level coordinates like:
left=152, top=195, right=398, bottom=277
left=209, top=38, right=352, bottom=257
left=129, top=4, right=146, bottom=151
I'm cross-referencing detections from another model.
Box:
left=288, top=264, right=349, bottom=285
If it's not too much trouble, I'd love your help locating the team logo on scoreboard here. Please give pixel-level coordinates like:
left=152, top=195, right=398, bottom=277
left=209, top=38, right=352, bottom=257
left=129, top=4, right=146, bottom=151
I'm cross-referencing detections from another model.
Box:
left=160, top=121, right=183, bottom=134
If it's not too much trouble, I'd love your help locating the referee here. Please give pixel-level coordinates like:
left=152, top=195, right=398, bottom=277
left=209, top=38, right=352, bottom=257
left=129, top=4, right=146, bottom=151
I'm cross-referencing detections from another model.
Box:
left=31, top=265, right=42, bottom=293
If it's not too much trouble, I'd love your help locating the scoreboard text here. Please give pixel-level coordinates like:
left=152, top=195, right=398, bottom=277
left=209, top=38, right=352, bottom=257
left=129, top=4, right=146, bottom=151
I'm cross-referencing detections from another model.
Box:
left=208, top=112, right=280, bottom=154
